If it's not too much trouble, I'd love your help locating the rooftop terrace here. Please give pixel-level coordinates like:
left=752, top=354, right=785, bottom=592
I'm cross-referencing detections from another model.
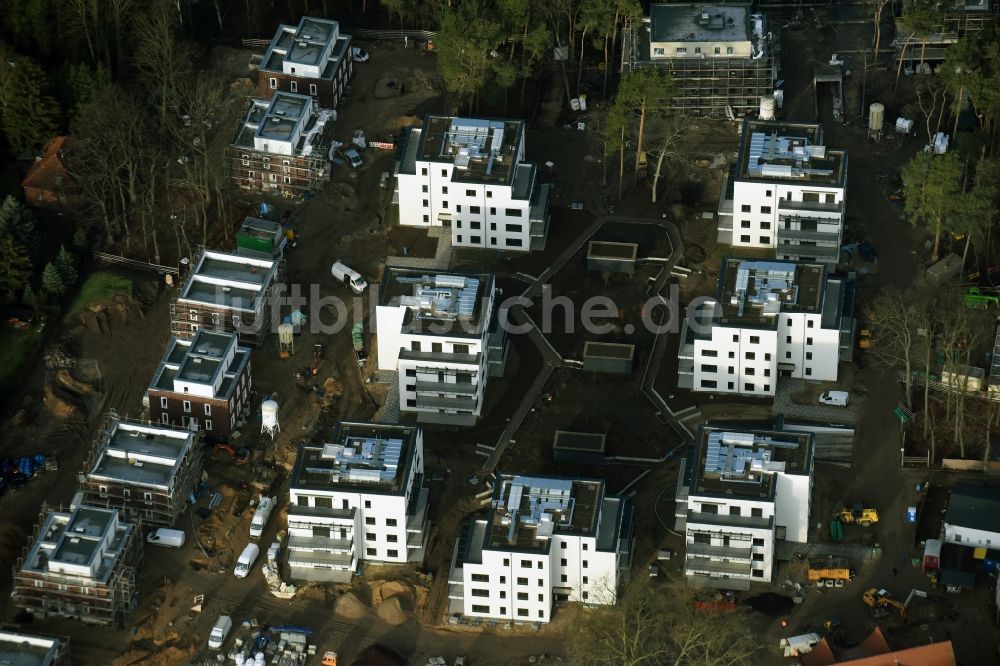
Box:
left=380, top=268, right=493, bottom=336
left=716, top=258, right=826, bottom=328
left=291, top=422, right=418, bottom=495
left=651, top=3, right=753, bottom=43
left=178, top=250, right=277, bottom=311
left=415, top=116, right=524, bottom=186
left=89, top=420, right=197, bottom=489
left=22, top=505, right=132, bottom=583
left=150, top=330, right=249, bottom=399
left=260, top=16, right=348, bottom=78
left=691, top=427, right=812, bottom=500
left=485, top=475, right=603, bottom=552
left=737, top=120, right=846, bottom=186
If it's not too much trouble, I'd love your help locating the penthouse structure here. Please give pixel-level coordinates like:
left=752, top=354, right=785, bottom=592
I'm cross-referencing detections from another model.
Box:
left=286, top=422, right=428, bottom=583
left=395, top=115, right=551, bottom=251
left=147, top=330, right=253, bottom=439
left=447, top=474, right=634, bottom=623
left=622, top=3, right=777, bottom=118
left=375, top=268, right=508, bottom=426
left=0, top=630, right=69, bottom=666
left=79, top=419, right=202, bottom=528
left=675, top=426, right=814, bottom=590
left=227, top=92, right=334, bottom=196
left=718, top=119, right=848, bottom=264
left=256, top=16, right=353, bottom=109
left=678, top=258, right=854, bottom=397
left=171, top=249, right=282, bottom=345
left=12, top=505, right=142, bottom=627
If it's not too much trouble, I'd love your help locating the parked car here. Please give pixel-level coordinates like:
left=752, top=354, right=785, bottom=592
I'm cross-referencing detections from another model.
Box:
left=351, top=47, right=370, bottom=62
left=208, top=615, right=232, bottom=650
left=331, top=261, right=368, bottom=294
left=146, top=528, right=185, bottom=548
left=234, top=543, right=260, bottom=578
left=818, top=390, right=850, bottom=407
left=342, top=147, right=363, bottom=169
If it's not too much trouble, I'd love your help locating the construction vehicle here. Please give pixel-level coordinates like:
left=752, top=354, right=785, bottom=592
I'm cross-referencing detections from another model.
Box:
left=322, top=652, right=338, bottom=666
left=835, top=505, right=879, bottom=527
left=808, top=557, right=855, bottom=587
left=858, top=326, right=872, bottom=350
left=823, top=619, right=846, bottom=646
left=862, top=588, right=926, bottom=620
left=214, top=442, right=250, bottom=464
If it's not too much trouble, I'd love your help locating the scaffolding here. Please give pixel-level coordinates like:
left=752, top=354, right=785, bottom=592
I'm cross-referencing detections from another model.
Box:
left=895, top=6, right=999, bottom=66
left=12, top=504, right=143, bottom=629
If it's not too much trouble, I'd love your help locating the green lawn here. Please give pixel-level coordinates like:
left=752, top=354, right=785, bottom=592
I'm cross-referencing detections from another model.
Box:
left=0, top=327, right=41, bottom=392
left=68, top=271, right=134, bottom=316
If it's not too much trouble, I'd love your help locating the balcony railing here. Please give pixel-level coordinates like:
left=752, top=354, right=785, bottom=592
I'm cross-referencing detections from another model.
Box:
left=685, top=541, right=753, bottom=560
left=414, top=394, right=479, bottom=410
left=414, top=380, right=478, bottom=395
left=399, top=350, right=480, bottom=365
left=685, top=556, right=753, bottom=576
left=286, top=534, right=354, bottom=552
left=778, top=199, right=844, bottom=214
left=686, top=511, right=773, bottom=530
left=776, top=227, right=841, bottom=243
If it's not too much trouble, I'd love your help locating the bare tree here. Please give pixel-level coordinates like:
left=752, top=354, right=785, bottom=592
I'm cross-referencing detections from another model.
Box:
left=647, top=118, right=689, bottom=203
left=865, top=288, right=930, bottom=412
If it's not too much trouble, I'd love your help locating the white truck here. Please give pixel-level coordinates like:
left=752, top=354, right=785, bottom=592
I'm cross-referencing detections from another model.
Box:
left=208, top=615, right=232, bottom=650
left=818, top=390, right=850, bottom=407
left=250, top=496, right=276, bottom=540
left=146, top=528, right=186, bottom=548
left=235, top=543, right=260, bottom=579
left=331, top=261, right=368, bottom=294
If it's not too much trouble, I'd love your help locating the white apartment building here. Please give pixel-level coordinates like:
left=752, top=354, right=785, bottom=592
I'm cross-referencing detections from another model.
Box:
left=376, top=268, right=508, bottom=426
left=447, top=474, right=634, bottom=623
left=675, top=426, right=814, bottom=590
left=395, top=115, right=551, bottom=251
left=942, top=483, right=1000, bottom=547
left=678, top=258, right=854, bottom=397
left=718, top=119, right=848, bottom=265
left=286, top=421, right=428, bottom=583
left=0, top=630, right=68, bottom=665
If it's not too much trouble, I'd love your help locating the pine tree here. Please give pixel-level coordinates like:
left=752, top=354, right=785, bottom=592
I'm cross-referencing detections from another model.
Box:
left=0, top=234, right=32, bottom=297
left=55, top=245, right=77, bottom=286
left=41, top=262, right=64, bottom=298
left=0, top=195, right=40, bottom=259
left=22, top=283, right=38, bottom=313
left=0, top=47, right=60, bottom=155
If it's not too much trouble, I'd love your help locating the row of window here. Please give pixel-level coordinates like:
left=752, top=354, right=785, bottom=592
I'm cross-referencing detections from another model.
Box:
left=421, top=197, right=524, bottom=219
left=655, top=46, right=735, bottom=55
left=269, top=78, right=320, bottom=96
left=739, top=235, right=771, bottom=244
left=470, top=605, right=547, bottom=618
left=700, top=379, right=771, bottom=392
left=456, top=221, right=524, bottom=233
left=407, top=341, right=472, bottom=354
left=365, top=532, right=399, bottom=542
left=365, top=547, right=400, bottom=558
left=364, top=517, right=399, bottom=527
left=701, top=365, right=772, bottom=377
left=471, top=589, right=547, bottom=602
left=456, top=235, right=522, bottom=247
left=739, top=205, right=772, bottom=214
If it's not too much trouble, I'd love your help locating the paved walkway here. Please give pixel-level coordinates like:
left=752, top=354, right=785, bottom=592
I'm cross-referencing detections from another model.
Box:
left=385, top=227, right=453, bottom=270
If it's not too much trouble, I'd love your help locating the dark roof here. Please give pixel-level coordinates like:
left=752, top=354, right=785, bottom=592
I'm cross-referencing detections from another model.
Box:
left=945, top=483, right=1000, bottom=533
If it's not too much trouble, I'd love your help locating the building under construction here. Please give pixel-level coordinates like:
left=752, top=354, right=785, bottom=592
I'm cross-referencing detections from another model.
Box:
left=79, top=417, right=202, bottom=528
left=12, top=504, right=142, bottom=628
left=895, top=1, right=999, bottom=70
left=622, top=3, right=778, bottom=118
left=227, top=91, right=334, bottom=197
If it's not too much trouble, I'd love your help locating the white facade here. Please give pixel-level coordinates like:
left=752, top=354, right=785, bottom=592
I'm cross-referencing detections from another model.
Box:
left=286, top=422, right=428, bottom=582
left=376, top=270, right=507, bottom=426
left=447, top=475, right=634, bottom=623
left=679, top=428, right=814, bottom=590
left=942, top=483, right=1000, bottom=547
left=719, top=120, right=847, bottom=265
left=395, top=116, right=550, bottom=252
left=679, top=259, right=847, bottom=397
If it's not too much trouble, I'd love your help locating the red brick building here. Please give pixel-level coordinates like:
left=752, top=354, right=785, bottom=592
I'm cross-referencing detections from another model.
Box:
left=256, top=16, right=354, bottom=110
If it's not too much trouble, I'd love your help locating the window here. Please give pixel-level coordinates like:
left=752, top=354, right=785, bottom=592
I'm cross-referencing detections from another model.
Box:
left=745, top=382, right=755, bottom=391
left=500, top=576, right=506, bottom=583
left=582, top=576, right=589, bottom=584
left=160, top=396, right=168, bottom=409
left=367, top=547, right=377, bottom=556
left=746, top=368, right=755, bottom=376
left=183, top=400, right=191, bottom=413
left=442, top=200, right=449, bottom=209
left=517, top=577, right=528, bottom=585
left=675, top=47, right=687, bottom=54
left=538, top=594, right=544, bottom=602
left=422, top=199, right=429, bottom=208
left=309, top=84, right=317, bottom=96
left=741, top=204, right=751, bottom=213
left=741, top=220, right=751, bottom=229
left=470, top=235, right=481, bottom=244
left=752, top=569, right=764, bottom=578
left=442, top=186, right=449, bottom=194
left=726, top=47, right=734, bottom=54
left=560, top=574, right=568, bottom=583
left=740, top=235, right=751, bottom=243
left=582, top=592, right=589, bottom=600
left=505, top=223, right=522, bottom=233
left=700, top=379, right=717, bottom=389
left=521, top=560, right=532, bottom=568
left=560, top=558, right=567, bottom=566
left=764, top=369, right=771, bottom=377
left=205, top=419, right=213, bottom=431
left=753, top=538, right=765, bottom=546
left=422, top=214, right=429, bottom=223
left=365, top=517, right=376, bottom=525
left=470, top=206, right=481, bottom=215
left=714, top=47, right=721, bottom=54
left=955, top=535, right=962, bottom=543
left=807, top=320, right=815, bottom=328
left=729, top=351, right=735, bottom=358
left=560, top=542, right=567, bottom=549
left=204, top=404, right=212, bottom=416
left=761, top=222, right=771, bottom=230
left=765, top=353, right=771, bottom=361
left=160, top=413, right=169, bottom=424
left=752, top=553, right=765, bottom=561
left=694, top=47, right=701, bottom=54
left=517, top=592, right=528, bottom=601
left=386, top=535, right=398, bottom=543
left=471, top=589, right=490, bottom=597
left=537, top=561, right=543, bottom=569
left=506, top=238, right=523, bottom=247
left=751, top=507, right=763, bottom=518
left=653, top=47, right=665, bottom=55
left=386, top=518, right=398, bottom=527
left=733, top=335, right=739, bottom=343
left=365, top=532, right=376, bottom=541
left=269, top=77, right=277, bottom=89
left=786, top=336, right=792, bottom=344
left=441, top=169, right=447, bottom=177
left=701, top=364, right=718, bottom=372
left=761, top=206, right=771, bottom=214
left=364, top=500, right=371, bottom=509
left=760, top=236, right=770, bottom=244
left=728, top=366, right=735, bottom=374
left=806, top=352, right=813, bottom=360
left=517, top=609, right=529, bottom=617
left=421, top=185, right=428, bottom=193
left=745, top=352, right=755, bottom=360
left=472, top=605, right=489, bottom=613
left=702, top=350, right=718, bottom=358
left=766, top=189, right=772, bottom=197
left=387, top=549, right=399, bottom=558
left=785, top=352, right=792, bottom=359
left=504, top=558, right=510, bottom=566
left=471, top=574, right=490, bottom=583
left=582, top=560, right=588, bottom=568
left=806, top=337, right=814, bottom=345
left=290, top=81, right=298, bottom=93
left=421, top=167, right=427, bottom=176
left=538, top=578, right=544, bottom=586
left=805, top=368, right=813, bottom=376
left=749, top=336, right=760, bottom=344
left=728, top=382, right=734, bottom=390
left=505, top=208, right=523, bottom=217
left=729, top=506, right=742, bottom=516
left=500, top=591, right=506, bottom=598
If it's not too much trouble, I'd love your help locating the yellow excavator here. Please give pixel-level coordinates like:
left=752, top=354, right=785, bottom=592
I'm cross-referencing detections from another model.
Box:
left=863, top=588, right=926, bottom=620
left=835, top=505, right=879, bottom=528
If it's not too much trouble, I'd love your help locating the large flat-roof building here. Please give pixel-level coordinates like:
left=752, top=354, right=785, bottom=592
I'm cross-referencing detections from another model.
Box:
left=0, top=630, right=69, bottom=666
left=375, top=268, right=508, bottom=426
left=256, top=17, right=353, bottom=110
left=12, top=505, right=142, bottom=627
left=79, top=419, right=202, bottom=528
left=717, top=119, right=848, bottom=264
left=678, top=258, right=854, bottom=397
left=286, top=421, right=428, bottom=583
left=622, top=3, right=777, bottom=118
left=171, top=249, right=281, bottom=345
left=147, top=330, right=253, bottom=439
left=447, top=474, right=634, bottom=623
left=395, top=115, right=551, bottom=251
left=675, top=426, right=814, bottom=590
left=227, top=92, right=334, bottom=196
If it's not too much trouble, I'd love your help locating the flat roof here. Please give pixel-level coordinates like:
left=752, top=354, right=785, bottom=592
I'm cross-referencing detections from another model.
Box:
left=583, top=342, right=635, bottom=360
left=414, top=115, right=524, bottom=186
left=553, top=431, right=607, bottom=453
left=736, top=119, right=847, bottom=187
left=651, top=3, right=753, bottom=43
left=291, top=421, right=419, bottom=496
left=945, top=483, right=1000, bottom=533
left=178, top=249, right=277, bottom=310
left=379, top=267, right=494, bottom=337
left=715, top=257, right=827, bottom=328
left=149, top=330, right=250, bottom=400
left=260, top=16, right=350, bottom=79
left=88, top=420, right=197, bottom=489
left=240, top=216, right=282, bottom=237
left=588, top=241, right=638, bottom=261
left=690, top=426, right=813, bottom=500
left=22, top=505, right=132, bottom=584
left=485, top=475, right=603, bottom=552
left=0, top=631, right=64, bottom=666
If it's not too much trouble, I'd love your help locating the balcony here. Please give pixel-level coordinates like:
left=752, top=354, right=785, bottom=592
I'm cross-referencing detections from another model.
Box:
left=777, top=242, right=840, bottom=260
left=776, top=227, right=841, bottom=243
left=286, top=534, right=354, bottom=552
left=287, top=505, right=355, bottom=521
left=686, top=511, right=772, bottom=530
left=447, top=581, right=465, bottom=600
left=415, top=394, right=479, bottom=410
left=286, top=550, right=355, bottom=568
left=686, top=541, right=753, bottom=560
left=778, top=198, right=844, bottom=215
left=399, top=350, right=480, bottom=366
left=685, top=556, right=753, bottom=577
left=414, top=380, right=478, bottom=395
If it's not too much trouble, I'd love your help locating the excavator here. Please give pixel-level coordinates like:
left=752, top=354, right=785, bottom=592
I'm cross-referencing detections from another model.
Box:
left=862, top=588, right=926, bottom=620
left=835, top=505, right=879, bottom=528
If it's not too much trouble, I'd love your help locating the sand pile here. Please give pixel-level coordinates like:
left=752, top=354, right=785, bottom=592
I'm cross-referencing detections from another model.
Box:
left=334, top=592, right=367, bottom=620
left=375, top=596, right=408, bottom=625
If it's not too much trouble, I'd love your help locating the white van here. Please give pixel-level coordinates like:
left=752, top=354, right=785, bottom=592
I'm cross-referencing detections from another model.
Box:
left=234, top=543, right=260, bottom=579
left=146, top=528, right=186, bottom=548
left=818, top=390, right=850, bottom=407
left=249, top=496, right=276, bottom=541
left=208, top=615, right=232, bottom=650
left=331, top=261, right=368, bottom=294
